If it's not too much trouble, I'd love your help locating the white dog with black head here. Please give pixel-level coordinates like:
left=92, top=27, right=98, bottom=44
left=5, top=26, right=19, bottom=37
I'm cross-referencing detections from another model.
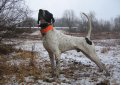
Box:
left=39, top=12, right=110, bottom=78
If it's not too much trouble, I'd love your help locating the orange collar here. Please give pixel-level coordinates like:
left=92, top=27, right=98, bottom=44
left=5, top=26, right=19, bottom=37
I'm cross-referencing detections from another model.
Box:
left=40, top=25, right=53, bottom=34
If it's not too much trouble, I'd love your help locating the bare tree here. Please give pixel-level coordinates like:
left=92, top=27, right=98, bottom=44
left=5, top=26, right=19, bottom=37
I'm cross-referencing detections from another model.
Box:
left=81, top=11, right=111, bottom=32
left=0, top=0, right=30, bottom=40
left=18, top=17, right=37, bottom=27
left=113, top=16, right=120, bottom=32
left=0, top=0, right=30, bottom=29
left=55, top=10, right=119, bottom=33
left=54, top=18, right=67, bottom=27
left=78, top=11, right=96, bottom=33
left=62, top=10, right=77, bottom=32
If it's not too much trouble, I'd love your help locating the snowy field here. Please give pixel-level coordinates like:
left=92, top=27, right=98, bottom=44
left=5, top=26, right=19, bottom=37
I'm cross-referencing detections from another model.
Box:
left=1, top=38, right=120, bottom=85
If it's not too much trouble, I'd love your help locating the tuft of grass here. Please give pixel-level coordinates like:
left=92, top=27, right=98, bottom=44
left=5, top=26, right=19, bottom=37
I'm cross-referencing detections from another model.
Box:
left=0, top=44, right=15, bottom=55
left=13, top=50, right=36, bottom=59
left=96, top=80, right=110, bottom=85
left=101, top=47, right=111, bottom=53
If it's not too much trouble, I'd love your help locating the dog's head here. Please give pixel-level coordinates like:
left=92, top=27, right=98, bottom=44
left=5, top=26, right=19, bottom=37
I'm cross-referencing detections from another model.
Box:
left=38, top=9, right=55, bottom=24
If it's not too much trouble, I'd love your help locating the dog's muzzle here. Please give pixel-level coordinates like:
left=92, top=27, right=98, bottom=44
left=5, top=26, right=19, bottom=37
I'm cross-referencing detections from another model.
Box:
left=39, top=22, right=49, bottom=28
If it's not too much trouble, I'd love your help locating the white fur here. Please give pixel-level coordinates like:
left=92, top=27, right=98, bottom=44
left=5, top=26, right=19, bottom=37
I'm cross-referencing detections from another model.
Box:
left=41, top=13, right=110, bottom=78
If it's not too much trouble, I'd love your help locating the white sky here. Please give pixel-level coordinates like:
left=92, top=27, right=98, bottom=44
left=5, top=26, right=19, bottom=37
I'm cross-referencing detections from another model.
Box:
left=25, top=0, right=120, bottom=20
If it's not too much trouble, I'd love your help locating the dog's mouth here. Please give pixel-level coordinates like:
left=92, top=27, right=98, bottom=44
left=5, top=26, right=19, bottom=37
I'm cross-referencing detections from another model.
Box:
left=39, top=18, right=50, bottom=28
left=39, top=22, right=49, bottom=28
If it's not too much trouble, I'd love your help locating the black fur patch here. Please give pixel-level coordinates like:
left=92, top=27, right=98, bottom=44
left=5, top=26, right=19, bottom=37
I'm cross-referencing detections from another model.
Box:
left=76, top=48, right=81, bottom=52
left=85, top=38, right=92, bottom=45
left=39, top=23, right=49, bottom=28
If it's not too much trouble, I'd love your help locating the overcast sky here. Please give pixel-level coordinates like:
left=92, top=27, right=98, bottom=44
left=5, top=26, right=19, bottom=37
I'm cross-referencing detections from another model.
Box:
left=25, top=0, right=120, bottom=20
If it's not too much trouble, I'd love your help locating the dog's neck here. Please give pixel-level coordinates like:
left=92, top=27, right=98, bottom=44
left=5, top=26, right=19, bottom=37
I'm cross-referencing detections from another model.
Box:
left=40, top=25, right=53, bottom=36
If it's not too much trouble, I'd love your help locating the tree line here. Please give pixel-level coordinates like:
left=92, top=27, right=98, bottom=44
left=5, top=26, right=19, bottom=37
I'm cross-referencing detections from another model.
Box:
left=19, top=10, right=120, bottom=33
left=54, top=10, right=120, bottom=33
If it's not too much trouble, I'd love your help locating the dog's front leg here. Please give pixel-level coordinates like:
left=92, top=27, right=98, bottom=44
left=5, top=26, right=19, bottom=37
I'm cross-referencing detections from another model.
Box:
left=49, top=53, right=56, bottom=77
left=54, top=51, right=61, bottom=78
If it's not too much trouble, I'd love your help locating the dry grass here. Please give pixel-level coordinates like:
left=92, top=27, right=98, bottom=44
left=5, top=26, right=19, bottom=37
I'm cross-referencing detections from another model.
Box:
left=101, top=47, right=111, bottom=53
left=96, top=80, right=110, bottom=85
left=0, top=44, right=15, bottom=55
left=13, top=49, right=36, bottom=59
left=0, top=50, right=44, bottom=84
left=0, top=48, right=57, bottom=84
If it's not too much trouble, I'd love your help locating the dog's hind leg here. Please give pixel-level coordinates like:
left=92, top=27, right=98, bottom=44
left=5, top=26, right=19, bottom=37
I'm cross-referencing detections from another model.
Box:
left=80, top=47, right=110, bottom=76
left=87, top=53, right=110, bottom=76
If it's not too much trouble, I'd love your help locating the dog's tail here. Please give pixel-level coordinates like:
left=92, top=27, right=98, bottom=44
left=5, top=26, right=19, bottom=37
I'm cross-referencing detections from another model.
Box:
left=82, top=13, right=92, bottom=39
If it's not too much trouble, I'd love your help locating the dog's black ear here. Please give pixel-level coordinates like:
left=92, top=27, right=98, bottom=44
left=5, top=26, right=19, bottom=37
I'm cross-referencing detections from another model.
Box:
left=38, top=9, right=44, bottom=24
left=85, top=38, right=92, bottom=45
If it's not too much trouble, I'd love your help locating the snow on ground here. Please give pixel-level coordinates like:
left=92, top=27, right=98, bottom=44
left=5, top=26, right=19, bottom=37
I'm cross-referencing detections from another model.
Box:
left=30, top=31, right=41, bottom=35
left=14, top=39, right=120, bottom=85
left=3, top=39, right=120, bottom=85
